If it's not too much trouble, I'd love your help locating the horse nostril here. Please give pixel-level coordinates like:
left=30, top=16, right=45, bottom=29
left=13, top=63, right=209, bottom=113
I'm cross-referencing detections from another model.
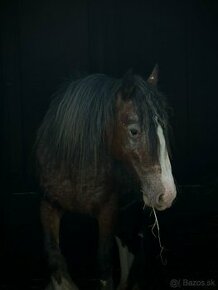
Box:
left=157, top=194, right=164, bottom=205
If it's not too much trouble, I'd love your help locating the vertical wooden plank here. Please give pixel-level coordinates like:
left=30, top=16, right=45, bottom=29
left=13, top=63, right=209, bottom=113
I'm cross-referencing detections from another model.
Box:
left=0, top=0, right=23, bottom=188
left=87, top=0, right=107, bottom=73
left=186, top=0, right=218, bottom=183
left=87, top=0, right=161, bottom=76
left=158, top=0, right=190, bottom=184
left=18, top=0, right=90, bottom=178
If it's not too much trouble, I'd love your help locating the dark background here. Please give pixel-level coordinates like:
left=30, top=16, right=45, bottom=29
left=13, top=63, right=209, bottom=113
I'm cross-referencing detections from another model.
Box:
left=1, top=0, right=218, bottom=188
left=1, top=0, right=218, bottom=289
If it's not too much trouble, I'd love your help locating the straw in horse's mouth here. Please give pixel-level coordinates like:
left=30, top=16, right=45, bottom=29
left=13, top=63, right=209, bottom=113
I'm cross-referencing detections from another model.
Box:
left=143, top=200, right=167, bottom=265
left=151, top=206, right=167, bottom=265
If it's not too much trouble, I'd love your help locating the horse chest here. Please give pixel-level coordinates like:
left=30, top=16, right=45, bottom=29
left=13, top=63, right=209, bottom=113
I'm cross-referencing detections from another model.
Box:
left=74, top=183, right=114, bottom=214
left=50, top=177, right=111, bottom=214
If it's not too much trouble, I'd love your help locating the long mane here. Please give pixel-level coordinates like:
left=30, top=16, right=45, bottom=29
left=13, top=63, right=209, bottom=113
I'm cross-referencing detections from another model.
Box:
left=130, top=76, right=169, bottom=160
left=36, top=73, right=169, bottom=180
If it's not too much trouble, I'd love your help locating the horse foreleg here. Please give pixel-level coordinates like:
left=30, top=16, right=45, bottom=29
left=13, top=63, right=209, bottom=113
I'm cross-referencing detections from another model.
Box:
left=97, top=202, right=117, bottom=290
left=40, top=199, right=79, bottom=290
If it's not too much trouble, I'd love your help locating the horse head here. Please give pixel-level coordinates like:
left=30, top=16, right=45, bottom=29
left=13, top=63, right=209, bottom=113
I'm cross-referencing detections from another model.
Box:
left=112, top=66, right=176, bottom=211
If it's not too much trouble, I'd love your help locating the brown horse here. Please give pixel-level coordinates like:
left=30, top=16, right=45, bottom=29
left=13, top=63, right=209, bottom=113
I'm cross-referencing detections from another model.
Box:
left=36, top=66, right=176, bottom=290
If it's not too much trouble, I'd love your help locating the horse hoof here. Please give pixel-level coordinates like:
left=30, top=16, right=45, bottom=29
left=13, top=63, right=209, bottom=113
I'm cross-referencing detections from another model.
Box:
left=98, top=278, right=114, bottom=290
left=45, top=275, right=79, bottom=290
left=116, top=283, right=128, bottom=290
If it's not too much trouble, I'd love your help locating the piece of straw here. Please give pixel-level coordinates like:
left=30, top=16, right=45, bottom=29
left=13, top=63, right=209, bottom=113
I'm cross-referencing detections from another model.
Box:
left=151, top=206, right=167, bottom=265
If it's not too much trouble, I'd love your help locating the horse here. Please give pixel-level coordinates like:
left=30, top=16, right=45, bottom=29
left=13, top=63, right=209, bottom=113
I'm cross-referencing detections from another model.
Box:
left=36, top=66, right=177, bottom=290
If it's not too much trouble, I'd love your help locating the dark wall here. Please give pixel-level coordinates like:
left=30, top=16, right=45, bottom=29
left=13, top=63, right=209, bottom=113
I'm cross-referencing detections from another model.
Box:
left=1, top=0, right=218, bottom=192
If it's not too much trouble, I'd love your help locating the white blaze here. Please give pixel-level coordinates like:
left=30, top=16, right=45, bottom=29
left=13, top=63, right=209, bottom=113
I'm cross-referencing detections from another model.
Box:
left=157, top=124, right=176, bottom=202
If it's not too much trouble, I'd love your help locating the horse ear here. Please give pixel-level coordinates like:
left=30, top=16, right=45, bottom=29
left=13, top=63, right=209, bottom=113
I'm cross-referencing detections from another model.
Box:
left=121, top=69, right=135, bottom=99
left=147, top=64, right=159, bottom=86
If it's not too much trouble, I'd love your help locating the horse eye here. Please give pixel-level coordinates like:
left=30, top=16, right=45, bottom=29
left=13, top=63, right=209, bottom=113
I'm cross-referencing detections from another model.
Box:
left=130, top=128, right=139, bottom=136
